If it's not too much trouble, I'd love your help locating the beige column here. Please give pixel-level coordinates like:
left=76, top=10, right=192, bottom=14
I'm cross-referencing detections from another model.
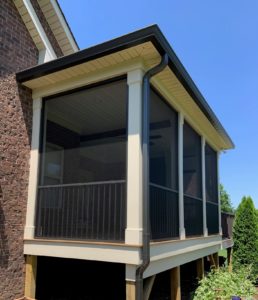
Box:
left=24, top=255, right=37, bottom=299
left=125, top=69, right=144, bottom=245
left=178, top=113, right=185, bottom=239
left=24, top=98, right=42, bottom=239
left=201, top=137, right=208, bottom=237
left=217, top=152, right=222, bottom=235
left=171, top=266, right=181, bottom=300
left=126, top=281, right=136, bottom=300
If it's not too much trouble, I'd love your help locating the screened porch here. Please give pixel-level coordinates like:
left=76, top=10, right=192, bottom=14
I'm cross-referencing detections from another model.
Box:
left=34, top=77, right=219, bottom=243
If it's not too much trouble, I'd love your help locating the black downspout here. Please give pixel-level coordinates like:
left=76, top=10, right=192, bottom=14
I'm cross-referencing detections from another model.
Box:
left=135, top=53, right=169, bottom=300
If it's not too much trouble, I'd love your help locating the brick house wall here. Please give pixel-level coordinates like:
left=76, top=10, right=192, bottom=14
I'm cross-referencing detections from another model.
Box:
left=0, top=1, right=63, bottom=298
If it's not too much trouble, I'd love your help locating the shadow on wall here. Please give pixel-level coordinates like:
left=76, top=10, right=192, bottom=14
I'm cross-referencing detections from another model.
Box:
left=0, top=185, right=10, bottom=268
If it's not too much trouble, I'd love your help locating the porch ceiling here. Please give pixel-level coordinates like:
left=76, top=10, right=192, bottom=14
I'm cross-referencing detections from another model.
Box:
left=16, top=25, right=234, bottom=150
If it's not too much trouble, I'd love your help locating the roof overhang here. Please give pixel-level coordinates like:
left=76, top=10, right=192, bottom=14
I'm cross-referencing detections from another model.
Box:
left=14, top=0, right=78, bottom=56
left=16, top=25, right=234, bottom=150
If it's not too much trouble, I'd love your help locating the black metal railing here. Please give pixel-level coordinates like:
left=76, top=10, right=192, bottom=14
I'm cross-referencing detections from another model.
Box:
left=150, top=183, right=179, bottom=240
left=35, top=180, right=126, bottom=242
left=221, top=211, right=234, bottom=239
left=184, top=195, right=203, bottom=236
left=206, top=201, right=219, bottom=235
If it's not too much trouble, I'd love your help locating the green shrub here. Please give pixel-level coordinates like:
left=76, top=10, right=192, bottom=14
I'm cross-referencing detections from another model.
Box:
left=193, top=266, right=256, bottom=300
left=233, top=196, right=258, bottom=279
left=220, top=184, right=234, bottom=213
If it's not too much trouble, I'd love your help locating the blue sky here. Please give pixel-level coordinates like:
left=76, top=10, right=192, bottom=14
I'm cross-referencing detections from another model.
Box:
left=59, top=0, right=258, bottom=209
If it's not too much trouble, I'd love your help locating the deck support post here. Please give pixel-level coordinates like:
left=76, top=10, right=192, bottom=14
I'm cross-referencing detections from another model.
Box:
left=171, top=266, right=181, bottom=300
left=227, top=247, right=233, bottom=272
left=209, top=253, right=219, bottom=269
left=24, top=255, right=37, bottom=299
left=214, top=252, right=219, bottom=269
left=196, top=257, right=205, bottom=280
left=126, top=281, right=136, bottom=300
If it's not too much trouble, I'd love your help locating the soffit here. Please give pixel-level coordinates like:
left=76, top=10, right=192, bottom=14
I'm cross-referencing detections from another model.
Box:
left=13, top=0, right=78, bottom=55
left=21, top=41, right=157, bottom=89
left=14, top=0, right=45, bottom=50
left=20, top=41, right=231, bottom=150
left=38, top=0, right=78, bottom=55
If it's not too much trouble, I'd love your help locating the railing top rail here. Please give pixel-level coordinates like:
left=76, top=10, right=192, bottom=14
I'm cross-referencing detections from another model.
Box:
left=150, top=182, right=178, bottom=194
left=221, top=211, right=235, bottom=217
left=206, top=200, right=219, bottom=206
left=38, top=180, right=126, bottom=189
left=184, top=194, right=203, bottom=202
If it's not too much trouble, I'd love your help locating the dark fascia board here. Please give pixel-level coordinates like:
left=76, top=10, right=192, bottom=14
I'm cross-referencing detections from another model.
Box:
left=16, top=24, right=234, bottom=149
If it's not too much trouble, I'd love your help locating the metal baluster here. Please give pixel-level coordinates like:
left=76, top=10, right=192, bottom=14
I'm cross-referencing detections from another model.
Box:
left=108, top=183, right=111, bottom=240
left=102, top=184, right=106, bottom=240
left=76, top=187, right=80, bottom=238
left=91, top=185, right=95, bottom=239
left=113, top=183, right=117, bottom=241
left=86, top=186, right=90, bottom=239
left=65, top=188, right=70, bottom=238
left=96, top=185, right=100, bottom=240
left=81, top=186, right=85, bottom=239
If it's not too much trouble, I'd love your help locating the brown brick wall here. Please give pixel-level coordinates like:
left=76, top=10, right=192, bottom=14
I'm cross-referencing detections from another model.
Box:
left=0, top=0, right=38, bottom=299
left=30, top=0, right=64, bottom=58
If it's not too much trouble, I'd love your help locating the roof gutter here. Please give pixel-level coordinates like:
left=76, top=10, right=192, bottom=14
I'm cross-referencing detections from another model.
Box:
left=135, top=53, right=169, bottom=300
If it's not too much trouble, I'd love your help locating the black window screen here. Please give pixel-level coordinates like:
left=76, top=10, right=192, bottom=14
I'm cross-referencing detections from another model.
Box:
left=205, top=143, right=218, bottom=204
left=35, top=80, right=127, bottom=242
left=149, top=89, right=178, bottom=190
left=183, top=122, right=202, bottom=198
left=149, top=89, right=179, bottom=240
left=40, top=79, right=127, bottom=185
left=183, top=122, right=203, bottom=236
left=205, top=143, right=219, bottom=235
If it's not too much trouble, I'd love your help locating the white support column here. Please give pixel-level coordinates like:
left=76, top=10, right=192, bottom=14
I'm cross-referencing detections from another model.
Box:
left=217, top=152, right=222, bottom=235
left=24, top=98, right=42, bottom=239
left=201, top=137, right=208, bottom=237
left=125, top=69, right=144, bottom=245
left=178, top=112, right=185, bottom=239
